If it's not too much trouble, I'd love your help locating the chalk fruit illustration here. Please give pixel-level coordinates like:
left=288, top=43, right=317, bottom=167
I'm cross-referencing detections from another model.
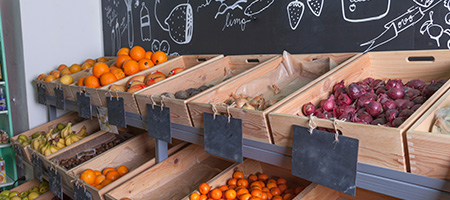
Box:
left=244, top=0, right=275, bottom=17
left=341, top=0, right=391, bottom=23
left=215, top=0, right=247, bottom=19
left=124, top=0, right=134, bottom=48
left=287, top=0, right=305, bottom=30
left=307, top=0, right=324, bottom=17
left=414, top=0, right=434, bottom=7
left=155, top=0, right=193, bottom=44
left=140, top=2, right=151, bottom=42
left=420, top=11, right=450, bottom=48
left=152, top=39, right=171, bottom=54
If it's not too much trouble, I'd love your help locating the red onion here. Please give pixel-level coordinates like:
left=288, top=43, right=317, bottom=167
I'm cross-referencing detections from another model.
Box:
left=399, top=109, right=414, bottom=118
left=383, top=100, right=397, bottom=111
left=437, top=79, right=448, bottom=86
left=351, top=112, right=373, bottom=124
left=334, top=87, right=347, bottom=99
left=412, top=96, right=425, bottom=104
left=411, top=104, right=422, bottom=111
left=333, top=80, right=345, bottom=93
left=335, top=105, right=356, bottom=118
left=357, top=94, right=375, bottom=108
left=422, top=82, right=441, bottom=98
left=400, top=100, right=415, bottom=110
left=320, top=95, right=336, bottom=112
left=347, top=83, right=366, bottom=100
left=357, top=108, right=367, bottom=115
left=337, top=94, right=352, bottom=106
left=370, top=79, right=385, bottom=89
left=388, top=87, right=405, bottom=99
left=376, top=87, right=387, bottom=94
left=385, top=109, right=399, bottom=122
left=316, top=112, right=327, bottom=119
left=357, top=82, right=372, bottom=92
left=371, top=117, right=387, bottom=125
left=377, top=93, right=391, bottom=104
left=395, top=99, right=408, bottom=108
left=314, top=108, right=324, bottom=116
left=404, top=87, right=421, bottom=100
left=406, top=79, right=426, bottom=89
left=363, top=77, right=374, bottom=85
left=365, top=101, right=383, bottom=116
left=302, top=102, right=316, bottom=116
left=386, top=79, right=403, bottom=90
left=392, top=117, right=405, bottom=127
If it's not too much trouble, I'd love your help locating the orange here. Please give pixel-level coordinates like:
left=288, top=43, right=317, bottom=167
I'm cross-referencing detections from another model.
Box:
left=261, top=192, right=268, bottom=200
left=94, top=175, right=106, bottom=186
left=251, top=181, right=263, bottom=188
left=117, top=165, right=129, bottom=176
left=111, top=68, right=126, bottom=80
left=94, top=184, right=104, bottom=190
left=282, top=193, right=293, bottom=200
left=233, top=171, right=244, bottom=179
left=258, top=174, right=268, bottom=182
left=130, top=46, right=146, bottom=61
left=145, top=51, right=153, bottom=59
left=80, top=169, right=96, bottom=186
left=138, top=58, right=154, bottom=71
left=94, top=170, right=102, bottom=176
left=37, top=74, right=47, bottom=81
left=278, top=185, right=287, bottom=194
left=219, top=185, right=229, bottom=192
left=57, top=64, right=68, bottom=71
left=82, top=63, right=93, bottom=70
left=77, top=77, right=86, bottom=86
left=270, top=187, right=281, bottom=196
left=210, top=188, right=222, bottom=200
left=97, top=57, right=108, bottom=63
left=100, top=72, right=118, bottom=86
left=190, top=192, right=201, bottom=200
left=84, top=75, right=100, bottom=88
left=70, top=64, right=82, bottom=73
left=271, top=196, right=282, bottom=200
left=49, top=70, right=61, bottom=79
left=276, top=178, right=286, bottom=185
left=61, top=70, right=72, bottom=76
left=265, top=192, right=273, bottom=200
left=261, top=187, right=269, bottom=193
left=248, top=174, right=258, bottom=182
left=123, top=60, right=139, bottom=76
left=251, top=189, right=263, bottom=198
left=117, top=47, right=130, bottom=56
left=239, top=193, right=252, bottom=200
left=102, top=167, right=116, bottom=176
left=45, top=75, right=56, bottom=82
left=266, top=182, right=277, bottom=190
left=101, top=179, right=113, bottom=187
left=116, top=55, right=132, bottom=68
left=225, top=189, right=236, bottom=200
left=93, top=62, right=110, bottom=78
left=228, top=178, right=237, bottom=186
left=84, top=58, right=95, bottom=65
left=199, top=183, right=211, bottom=195
left=236, top=188, right=249, bottom=197
left=237, top=179, right=249, bottom=188
left=106, top=171, right=121, bottom=181
left=199, top=194, right=208, bottom=200
left=151, top=51, right=168, bottom=65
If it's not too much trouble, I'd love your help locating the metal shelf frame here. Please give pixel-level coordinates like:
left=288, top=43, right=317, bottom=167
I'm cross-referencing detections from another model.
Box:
left=44, top=96, right=450, bottom=200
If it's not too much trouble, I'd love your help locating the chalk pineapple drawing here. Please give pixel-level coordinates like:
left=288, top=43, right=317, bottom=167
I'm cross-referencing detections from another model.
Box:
left=155, top=0, right=193, bottom=44
left=140, top=2, right=151, bottom=42
left=287, top=0, right=305, bottom=30
left=244, top=0, right=275, bottom=17
left=307, top=0, right=324, bottom=17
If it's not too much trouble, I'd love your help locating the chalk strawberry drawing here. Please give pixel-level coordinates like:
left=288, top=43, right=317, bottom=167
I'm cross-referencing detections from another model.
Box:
left=287, top=0, right=305, bottom=30
left=307, top=0, right=324, bottom=17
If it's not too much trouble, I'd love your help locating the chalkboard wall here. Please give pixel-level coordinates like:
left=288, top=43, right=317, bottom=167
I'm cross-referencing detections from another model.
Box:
left=102, top=0, right=450, bottom=56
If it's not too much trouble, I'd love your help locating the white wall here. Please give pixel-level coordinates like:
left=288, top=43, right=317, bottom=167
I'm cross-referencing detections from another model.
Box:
left=20, top=0, right=104, bottom=128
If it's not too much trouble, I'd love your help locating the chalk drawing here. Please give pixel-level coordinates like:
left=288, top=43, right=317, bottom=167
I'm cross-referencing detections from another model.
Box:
left=197, top=0, right=212, bottom=12
left=445, top=0, right=450, bottom=10
left=341, top=0, right=390, bottom=23
left=140, top=2, right=151, bottom=42
left=420, top=11, right=445, bottom=47
left=215, top=0, right=247, bottom=19
left=287, top=0, right=305, bottom=30
left=155, top=0, right=194, bottom=44
left=111, top=19, right=122, bottom=55
left=414, top=0, right=435, bottom=7
left=124, top=0, right=134, bottom=48
left=134, top=0, right=139, bottom=8
left=244, top=0, right=274, bottom=17
left=307, top=0, right=324, bottom=17
left=152, top=39, right=171, bottom=54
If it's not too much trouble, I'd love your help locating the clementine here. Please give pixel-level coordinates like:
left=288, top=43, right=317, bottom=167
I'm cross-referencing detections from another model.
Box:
left=80, top=169, right=96, bottom=186
left=123, top=60, right=139, bottom=76
left=57, top=64, right=68, bottom=71
left=138, top=58, right=154, bottom=71
left=106, top=171, right=121, bottom=181
left=130, top=46, right=146, bottom=61
left=145, top=51, right=153, bottom=59
left=70, top=64, right=82, bottom=73
left=116, top=55, right=132, bottom=68
left=117, top=47, right=130, bottom=56
left=100, top=72, right=118, bottom=86
left=93, top=62, right=110, bottom=78
left=151, top=51, right=168, bottom=65
left=84, top=75, right=100, bottom=88
left=77, top=77, right=86, bottom=86
left=117, top=165, right=129, bottom=176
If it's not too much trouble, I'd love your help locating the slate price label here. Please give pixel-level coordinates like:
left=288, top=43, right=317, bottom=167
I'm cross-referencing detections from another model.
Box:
left=77, top=92, right=92, bottom=120
left=73, top=182, right=92, bottom=200
left=37, top=84, right=47, bottom=105
left=107, top=97, right=126, bottom=127
left=203, top=113, right=243, bottom=163
left=147, top=104, right=171, bottom=143
left=291, top=125, right=359, bottom=196
left=49, top=167, right=63, bottom=199
left=55, top=87, right=66, bottom=110
left=32, top=154, right=43, bottom=182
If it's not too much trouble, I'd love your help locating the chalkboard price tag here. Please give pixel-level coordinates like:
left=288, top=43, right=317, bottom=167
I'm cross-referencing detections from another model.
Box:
left=291, top=125, right=359, bottom=196
left=147, top=104, right=171, bottom=143
left=73, top=182, right=92, bottom=200
left=203, top=113, right=243, bottom=163
left=37, top=84, right=47, bottom=105
left=13, top=145, right=24, bottom=178
left=77, top=92, right=92, bottom=120
left=32, top=154, right=43, bottom=182
left=48, top=167, right=63, bottom=199
left=55, top=87, right=66, bottom=110
left=107, top=97, right=126, bottom=128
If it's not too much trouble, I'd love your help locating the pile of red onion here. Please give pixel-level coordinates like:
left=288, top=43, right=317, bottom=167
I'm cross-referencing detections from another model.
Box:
left=302, top=78, right=448, bottom=127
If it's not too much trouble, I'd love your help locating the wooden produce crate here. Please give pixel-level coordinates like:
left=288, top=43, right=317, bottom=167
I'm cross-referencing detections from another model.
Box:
left=407, top=87, right=450, bottom=180
left=104, top=144, right=234, bottom=200
left=97, top=55, right=223, bottom=113
left=188, top=53, right=358, bottom=144
left=66, top=135, right=187, bottom=200
left=8, top=178, right=55, bottom=200
left=297, top=184, right=399, bottom=200
left=135, top=55, right=279, bottom=126
left=11, top=112, right=85, bottom=163
left=183, top=159, right=312, bottom=200
left=268, top=50, right=450, bottom=172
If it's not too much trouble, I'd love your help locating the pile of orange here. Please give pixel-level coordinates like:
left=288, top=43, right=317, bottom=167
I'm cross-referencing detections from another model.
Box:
left=80, top=165, right=129, bottom=190
left=190, top=171, right=305, bottom=200
left=36, top=57, right=106, bottom=82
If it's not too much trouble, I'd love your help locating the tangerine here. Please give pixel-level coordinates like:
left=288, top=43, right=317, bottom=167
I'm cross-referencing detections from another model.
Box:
left=77, top=77, right=86, bottom=86
left=111, top=68, right=126, bottom=80
left=117, top=165, right=129, bottom=176
left=266, top=182, right=277, bottom=190
left=199, top=194, right=208, bottom=200
left=94, top=170, right=102, bottom=176
left=282, top=193, right=293, bottom=200
left=93, top=62, right=110, bottom=78
left=145, top=51, right=153, bottom=59
left=37, top=74, right=47, bottom=81
left=70, top=64, right=82, bottom=73
left=49, top=70, right=61, bottom=79
left=219, top=185, right=229, bottom=192
left=97, top=57, right=108, bottom=63
left=237, top=178, right=249, bottom=188
left=130, top=46, right=146, bottom=61
left=102, top=167, right=116, bottom=176
left=295, top=186, right=304, bottom=194
left=251, top=189, right=263, bottom=198
left=276, top=178, right=286, bottom=185
left=258, top=174, right=269, bottom=182
left=239, top=193, right=252, bottom=200
left=270, top=187, right=281, bottom=196
left=190, top=192, right=201, bottom=200
left=57, top=64, right=68, bottom=71
left=116, top=55, right=132, bottom=68
left=233, top=171, right=245, bottom=179
left=271, top=196, right=282, bottom=200
left=236, top=188, right=249, bottom=197
left=101, top=179, right=113, bottom=187
left=151, top=51, right=168, bottom=65
left=278, top=185, right=287, bottom=193
left=225, top=189, right=237, bottom=200
left=227, top=178, right=237, bottom=186
left=45, top=75, right=56, bottom=82
left=100, top=72, right=118, bottom=86
left=199, top=183, right=211, bottom=195
left=210, top=188, right=222, bottom=200
left=94, top=184, right=104, bottom=190
left=80, top=169, right=96, bottom=186
left=138, top=58, right=154, bottom=71
left=61, top=70, right=72, bottom=76
left=94, top=175, right=106, bottom=186
left=117, top=47, right=130, bottom=56
left=106, top=171, right=121, bottom=181
left=123, top=60, right=139, bottom=76
left=84, top=75, right=100, bottom=88
left=248, top=174, right=258, bottom=182
left=82, top=63, right=93, bottom=70
left=84, top=58, right=95, bottom=65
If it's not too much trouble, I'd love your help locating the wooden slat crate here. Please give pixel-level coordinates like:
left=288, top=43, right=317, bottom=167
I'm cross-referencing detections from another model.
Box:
left=96, top=55, right=223, bottom=113
left=135, top=55, right=279, bottom=126
left=268, top=50, right=450, bottom=172
left=11, top=112, right=85, bottom=163
left=9, top=178, right=55, bottom=200
left=104, top=144, right=234, bottom=200
left=296, top=184, right=399, bottom=200
left=188, top=53, right=358, bottom=144
left=183, top=159, right=312, bottom=200
left=407, top=86, right=450, bottom=180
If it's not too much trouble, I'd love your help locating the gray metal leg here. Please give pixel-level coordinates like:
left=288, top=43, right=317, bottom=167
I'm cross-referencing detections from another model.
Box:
left=47, top=104, right=57, bottom=121
left=155, top=139, right=168, bottom=163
